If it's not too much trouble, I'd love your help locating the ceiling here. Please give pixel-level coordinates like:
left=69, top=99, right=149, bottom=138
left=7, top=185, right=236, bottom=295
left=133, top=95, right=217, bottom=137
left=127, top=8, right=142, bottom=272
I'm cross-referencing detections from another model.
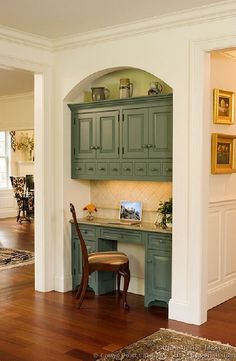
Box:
left=0, top=0, right=227, bottom=39
left=0, top=0, right=234, bottom=97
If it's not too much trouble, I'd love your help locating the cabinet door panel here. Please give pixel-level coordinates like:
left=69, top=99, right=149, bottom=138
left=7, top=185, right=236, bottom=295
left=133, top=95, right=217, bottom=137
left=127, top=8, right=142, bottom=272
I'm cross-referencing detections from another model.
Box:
left=122, top=108, right=149, bottom=159
left=73, top=114, right=96, bottom=159
left=149, top=106, right=172, bottom=158
left=146, top=249, right=171, bottom=301
left=96, top=111, right=119, bottom=159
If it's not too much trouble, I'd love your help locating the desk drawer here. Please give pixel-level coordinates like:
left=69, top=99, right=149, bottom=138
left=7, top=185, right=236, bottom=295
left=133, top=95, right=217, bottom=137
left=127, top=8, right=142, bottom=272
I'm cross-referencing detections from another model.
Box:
left=100, top=228, right=142, bottom=244
left=147, top=233, right=172, bottom=251
left=79, top=225, right=96, bottom=240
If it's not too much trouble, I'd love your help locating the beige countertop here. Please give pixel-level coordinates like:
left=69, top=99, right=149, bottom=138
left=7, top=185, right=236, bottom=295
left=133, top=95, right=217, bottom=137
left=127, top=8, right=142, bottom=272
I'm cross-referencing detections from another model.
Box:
left=70, top=217, right=172, bottom=234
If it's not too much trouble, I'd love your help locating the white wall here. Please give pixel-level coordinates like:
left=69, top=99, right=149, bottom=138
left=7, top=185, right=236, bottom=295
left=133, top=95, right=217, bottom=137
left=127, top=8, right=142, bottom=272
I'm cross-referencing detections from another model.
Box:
left=53, top=2, right=236, bottom=325
left=208, top=53, right=236, bottom=309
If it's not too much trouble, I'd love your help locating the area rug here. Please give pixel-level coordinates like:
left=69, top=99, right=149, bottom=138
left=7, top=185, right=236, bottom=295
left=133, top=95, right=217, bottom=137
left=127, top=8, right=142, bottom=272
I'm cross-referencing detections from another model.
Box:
left=0, top=248, right=34, bottom=270
left=97, top=328, right=236, bottom=360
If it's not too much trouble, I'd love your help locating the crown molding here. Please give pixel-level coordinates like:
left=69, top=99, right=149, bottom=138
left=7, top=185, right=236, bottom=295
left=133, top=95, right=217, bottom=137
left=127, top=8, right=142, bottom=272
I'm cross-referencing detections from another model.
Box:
left=0, top=25, right=52, bottom=52
left=0, top=0, right=236, bottom=52
left=53, top=0, right=236, bottom=51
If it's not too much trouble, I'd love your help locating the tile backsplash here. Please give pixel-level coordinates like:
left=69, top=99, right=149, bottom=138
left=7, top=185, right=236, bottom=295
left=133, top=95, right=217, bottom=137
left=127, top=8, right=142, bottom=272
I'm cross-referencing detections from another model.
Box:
left=90, top=180, right=172, bottom=223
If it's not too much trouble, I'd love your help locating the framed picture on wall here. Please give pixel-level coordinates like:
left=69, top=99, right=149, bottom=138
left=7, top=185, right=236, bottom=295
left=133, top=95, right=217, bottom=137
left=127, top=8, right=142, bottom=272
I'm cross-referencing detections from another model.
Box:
left=211, top=133, right=236, bottom=174
left=213, top=88, right=235, bottom=124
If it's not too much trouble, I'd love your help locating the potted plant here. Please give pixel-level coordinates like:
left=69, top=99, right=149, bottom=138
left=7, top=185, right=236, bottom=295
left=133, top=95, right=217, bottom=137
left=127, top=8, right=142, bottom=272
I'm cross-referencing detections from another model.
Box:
left=156, top=197, right=172, bottom=229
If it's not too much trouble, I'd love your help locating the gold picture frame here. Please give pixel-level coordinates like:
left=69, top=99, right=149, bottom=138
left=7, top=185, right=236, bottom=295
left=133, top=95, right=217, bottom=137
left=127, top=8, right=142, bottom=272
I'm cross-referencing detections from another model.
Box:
left=213, top=89, right=235, bottom=124
left=211, top=133, right=236, bottom=174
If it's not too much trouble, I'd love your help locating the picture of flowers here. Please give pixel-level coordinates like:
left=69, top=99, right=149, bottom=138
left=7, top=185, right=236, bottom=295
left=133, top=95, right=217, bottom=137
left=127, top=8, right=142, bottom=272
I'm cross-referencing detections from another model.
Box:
left=211, top=133, right=236, bottom=174
left=213, top=89, right=235, bottom=124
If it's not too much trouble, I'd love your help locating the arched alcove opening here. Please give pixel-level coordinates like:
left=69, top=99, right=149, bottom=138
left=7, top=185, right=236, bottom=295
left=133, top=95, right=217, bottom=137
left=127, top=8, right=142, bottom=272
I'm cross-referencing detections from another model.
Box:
left=63, top=66, right=173, bottom=307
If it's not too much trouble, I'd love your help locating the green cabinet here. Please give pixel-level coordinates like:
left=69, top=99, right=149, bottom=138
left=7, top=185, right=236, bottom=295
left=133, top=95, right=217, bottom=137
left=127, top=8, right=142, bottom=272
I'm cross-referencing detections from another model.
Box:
left=72, top=110, right=119, bottom=160
left=145, top=232, right=172, bottom=307
left=69, top=95, right=173, bottom=181
left=71, top=221, right=172, bottom=307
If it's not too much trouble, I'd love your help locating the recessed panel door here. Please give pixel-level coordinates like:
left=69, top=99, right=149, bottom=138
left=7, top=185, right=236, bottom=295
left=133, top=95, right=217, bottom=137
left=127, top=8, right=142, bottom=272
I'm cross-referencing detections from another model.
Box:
left=149, top=106, right=172, bottom=158
left=122, top=108, right=149, bottom=159
left=96, top=111, right=119, bottom=159
left=73, top=113, right=96, bottom=159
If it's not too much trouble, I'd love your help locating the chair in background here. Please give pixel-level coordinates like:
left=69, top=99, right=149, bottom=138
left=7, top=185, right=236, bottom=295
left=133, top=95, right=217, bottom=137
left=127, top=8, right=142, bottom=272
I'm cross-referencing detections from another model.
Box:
left=10, top=176, right=34, bottom=223
left=70, top=203, right=130, bottom=310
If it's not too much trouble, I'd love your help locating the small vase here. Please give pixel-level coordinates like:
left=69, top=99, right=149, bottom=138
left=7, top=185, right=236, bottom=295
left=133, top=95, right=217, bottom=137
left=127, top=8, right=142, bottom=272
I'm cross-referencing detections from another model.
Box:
left=86, top=212, right=94, bottom=221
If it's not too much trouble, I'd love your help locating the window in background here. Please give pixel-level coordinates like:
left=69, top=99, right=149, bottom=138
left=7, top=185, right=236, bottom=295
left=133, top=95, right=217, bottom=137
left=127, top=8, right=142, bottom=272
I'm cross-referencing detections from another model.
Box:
left=0, top=132, right=10, bottom=188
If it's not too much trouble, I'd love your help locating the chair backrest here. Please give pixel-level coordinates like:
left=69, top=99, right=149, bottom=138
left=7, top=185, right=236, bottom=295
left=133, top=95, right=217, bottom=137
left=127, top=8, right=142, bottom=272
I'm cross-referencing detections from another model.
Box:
left=25, top=174, right=34, bottom=191
left=70, top=203, right=89, bottom=271
left=10, top=176, right=25, bottom=198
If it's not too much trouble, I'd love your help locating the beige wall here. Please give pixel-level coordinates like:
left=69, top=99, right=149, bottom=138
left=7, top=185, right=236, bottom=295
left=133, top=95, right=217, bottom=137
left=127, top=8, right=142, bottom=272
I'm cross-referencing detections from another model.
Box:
left=208, top=52, right=236, bottom=309
left=0, top=92, right=34, bottom=131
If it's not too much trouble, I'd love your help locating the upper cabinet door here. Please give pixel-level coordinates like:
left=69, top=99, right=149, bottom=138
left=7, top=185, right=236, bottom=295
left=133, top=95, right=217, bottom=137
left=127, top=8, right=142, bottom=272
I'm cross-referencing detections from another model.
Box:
left=122, top=108, right=149, bottom=159
left=73, top=113, right=96, bottom=159
left=148, top=106, right=172, bottom=159
left=96, top=111, right=119, bottom=159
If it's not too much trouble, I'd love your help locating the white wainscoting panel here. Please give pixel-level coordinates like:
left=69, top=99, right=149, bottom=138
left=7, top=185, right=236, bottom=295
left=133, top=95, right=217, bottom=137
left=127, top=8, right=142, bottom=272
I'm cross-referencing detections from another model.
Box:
left=0, top=189, right=17, bottom=218
left=208, top=199, right=236, bottom=310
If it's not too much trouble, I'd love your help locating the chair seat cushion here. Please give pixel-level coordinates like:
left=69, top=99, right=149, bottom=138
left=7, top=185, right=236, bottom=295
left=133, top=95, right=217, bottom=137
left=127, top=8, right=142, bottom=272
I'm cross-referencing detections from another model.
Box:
left=88, top=251, right=129, bottom=266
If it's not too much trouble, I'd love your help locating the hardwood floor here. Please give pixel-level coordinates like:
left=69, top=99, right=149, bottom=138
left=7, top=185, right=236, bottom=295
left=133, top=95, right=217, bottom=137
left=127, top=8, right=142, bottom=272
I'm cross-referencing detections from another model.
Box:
left=0, top=217, right=236, bottom=361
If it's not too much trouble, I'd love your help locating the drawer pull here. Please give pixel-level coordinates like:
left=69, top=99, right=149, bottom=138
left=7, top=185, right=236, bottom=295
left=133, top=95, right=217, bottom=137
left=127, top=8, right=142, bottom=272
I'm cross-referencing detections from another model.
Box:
left=166, top=168, right=172, bottom=172
left=124, top=168, right=131, bottom=171
left=147, top=144, right=153, bottom=148
left=99, top=167, right=106, bottom=171
left=111, top=168, right=118, bottom=171
left=90, top=145, right=96, bottom=150
left=76, top=167, right=82, bottom=171
left=147, top=259, right=152, bottom=263
left=88, top=167, right=94, bottom=171
left=151, top=168, right=159, bottom=172
left=137, top=168, right=144, bottom=171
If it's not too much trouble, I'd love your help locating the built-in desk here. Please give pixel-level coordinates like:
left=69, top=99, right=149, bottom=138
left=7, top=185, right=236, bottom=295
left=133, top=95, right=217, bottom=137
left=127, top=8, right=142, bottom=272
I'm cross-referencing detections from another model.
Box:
left=70, top=218, right=172, bottom=307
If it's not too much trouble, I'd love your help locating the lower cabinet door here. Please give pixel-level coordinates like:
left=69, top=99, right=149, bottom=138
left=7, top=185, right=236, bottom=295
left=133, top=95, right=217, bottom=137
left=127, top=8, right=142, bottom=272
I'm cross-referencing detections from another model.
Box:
left=72, top=237, right=96, bottom=291
left=145, top=249, right=171, bottom=307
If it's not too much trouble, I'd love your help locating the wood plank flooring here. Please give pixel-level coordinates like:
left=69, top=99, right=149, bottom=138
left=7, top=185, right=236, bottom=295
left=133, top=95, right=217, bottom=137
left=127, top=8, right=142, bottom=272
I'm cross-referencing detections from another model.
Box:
left=0, top=217, right=236, bottom=361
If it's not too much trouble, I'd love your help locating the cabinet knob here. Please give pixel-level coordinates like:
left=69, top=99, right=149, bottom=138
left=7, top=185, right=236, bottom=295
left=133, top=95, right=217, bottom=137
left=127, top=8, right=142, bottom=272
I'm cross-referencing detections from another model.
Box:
left=99, top=167, right=106, bottom=171
left=111, top=168, right=118, bottom=171
left=90, top=146, right=96, bottom=150
left=76, top=167, right=82, bottom=171
left=142, top=144, right=148, bottom=148
left=166, top=168, right=172, bottom=172
left=147, top=144, right=153, bottom=148
left=124, top=168, right=131, bottom=171
left=151, top=168, right=159, bottom=172
left=88, top=167, right=94, bottom=171
left=137, top=168, right=144, bottom=171
left=147, top=259, right=152, bottom=263
left=96, top=145, right=101, bottom=150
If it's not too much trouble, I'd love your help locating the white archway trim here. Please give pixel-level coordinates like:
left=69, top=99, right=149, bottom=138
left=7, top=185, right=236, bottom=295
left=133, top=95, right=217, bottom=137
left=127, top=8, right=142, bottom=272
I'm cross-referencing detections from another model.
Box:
left=169, top=33, right=236, bottom=325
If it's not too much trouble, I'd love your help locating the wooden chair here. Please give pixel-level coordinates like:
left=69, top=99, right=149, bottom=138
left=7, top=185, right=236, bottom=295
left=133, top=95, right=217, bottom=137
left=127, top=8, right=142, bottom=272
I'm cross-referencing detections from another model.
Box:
left=70, top=203, right=130, bottom=310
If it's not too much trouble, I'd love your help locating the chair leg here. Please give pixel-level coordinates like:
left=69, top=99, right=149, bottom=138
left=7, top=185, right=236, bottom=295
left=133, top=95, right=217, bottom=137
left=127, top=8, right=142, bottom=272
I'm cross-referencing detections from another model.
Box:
left=117, top=272, right=122, bottom=295
left=122, top=266, right=130, bottom=310
left=75, top=272, right=84, bottom=299
left=76, top=271, right=89, bottom=309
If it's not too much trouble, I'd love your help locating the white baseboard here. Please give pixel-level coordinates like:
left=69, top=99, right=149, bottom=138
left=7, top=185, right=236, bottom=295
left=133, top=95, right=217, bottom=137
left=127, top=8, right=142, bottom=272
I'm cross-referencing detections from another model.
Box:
left=54, top=273, right=72, bottom=292
left=208, top=279, right=236, bottom=310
